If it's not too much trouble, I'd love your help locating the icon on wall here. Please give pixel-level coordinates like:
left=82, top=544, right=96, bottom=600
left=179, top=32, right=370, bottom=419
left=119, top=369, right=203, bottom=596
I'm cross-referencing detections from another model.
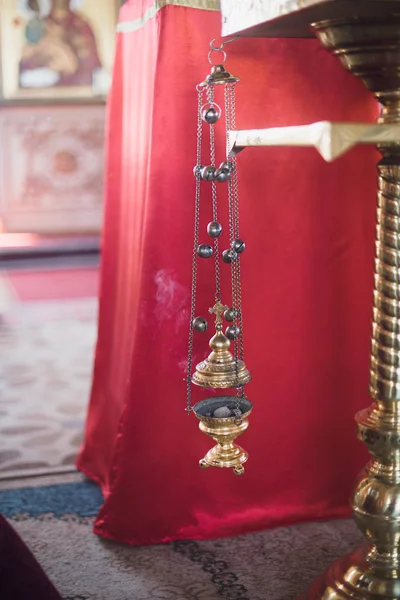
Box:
left=0, top=0, right=119, bottom=102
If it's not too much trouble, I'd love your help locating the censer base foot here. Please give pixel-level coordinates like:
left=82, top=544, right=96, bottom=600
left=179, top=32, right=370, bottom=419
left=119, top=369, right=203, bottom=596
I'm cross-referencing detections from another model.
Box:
left=298, top=545, right=400, bottom=599
left=200, top=444, right=248, bottom=475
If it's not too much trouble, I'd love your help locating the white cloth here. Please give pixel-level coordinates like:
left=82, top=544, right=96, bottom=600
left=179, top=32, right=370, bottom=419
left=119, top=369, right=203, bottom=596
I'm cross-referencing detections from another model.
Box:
left=228, top=121, right=400, bottom=162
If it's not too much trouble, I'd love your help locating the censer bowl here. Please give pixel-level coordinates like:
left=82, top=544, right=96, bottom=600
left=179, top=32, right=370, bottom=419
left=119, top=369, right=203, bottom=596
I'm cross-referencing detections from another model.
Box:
left=193, top=396, right=253, bottom=475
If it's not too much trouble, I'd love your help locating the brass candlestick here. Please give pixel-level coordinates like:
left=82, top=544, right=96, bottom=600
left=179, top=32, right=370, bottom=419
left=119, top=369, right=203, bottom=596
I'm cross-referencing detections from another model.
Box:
left=219, top=2, right=400, bottom=597
left=299, top=17, right=400, bottom=599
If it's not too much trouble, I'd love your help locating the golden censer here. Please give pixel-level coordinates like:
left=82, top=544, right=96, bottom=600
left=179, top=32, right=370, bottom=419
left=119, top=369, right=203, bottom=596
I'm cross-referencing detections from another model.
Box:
left=184, top=40, right=253, bottom=475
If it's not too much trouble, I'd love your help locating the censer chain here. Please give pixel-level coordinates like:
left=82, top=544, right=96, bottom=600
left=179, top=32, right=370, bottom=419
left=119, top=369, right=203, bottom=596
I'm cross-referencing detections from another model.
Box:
left=186, top=86, right=204, bottom=413
left=229, top=83, right=245, bottom=371
left=225, top=83, right=245, bottom=404
left=228, top=182, right=242, bottom=403
left=208, top=85, right=222, bottom=302
left=228, top=83, right=246, bottom=398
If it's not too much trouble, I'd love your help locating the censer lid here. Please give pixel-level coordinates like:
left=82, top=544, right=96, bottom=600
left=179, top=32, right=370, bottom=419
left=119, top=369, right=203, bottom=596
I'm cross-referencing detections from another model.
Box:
left=192, top=330, right=252, bottom=388
left=192, top=356, right=251, bottom=388
left=199, top=65, right=240, bottom=87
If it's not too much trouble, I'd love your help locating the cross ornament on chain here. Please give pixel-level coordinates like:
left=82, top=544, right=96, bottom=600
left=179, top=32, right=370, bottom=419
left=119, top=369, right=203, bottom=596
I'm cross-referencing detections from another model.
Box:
left=209, top=299, right=229, bottom=328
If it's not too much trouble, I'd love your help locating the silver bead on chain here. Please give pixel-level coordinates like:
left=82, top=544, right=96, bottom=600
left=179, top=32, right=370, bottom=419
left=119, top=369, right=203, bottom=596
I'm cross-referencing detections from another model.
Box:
left=186, top=86, right=204, bottom=413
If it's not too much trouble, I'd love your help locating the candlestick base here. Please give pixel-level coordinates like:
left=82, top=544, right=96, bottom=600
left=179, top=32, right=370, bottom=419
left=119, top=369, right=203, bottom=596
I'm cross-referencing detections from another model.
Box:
left=299, top=544, right=400, bottom=599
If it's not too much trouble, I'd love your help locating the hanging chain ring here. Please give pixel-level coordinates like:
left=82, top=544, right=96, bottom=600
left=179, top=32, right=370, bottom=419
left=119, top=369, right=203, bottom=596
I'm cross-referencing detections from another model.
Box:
left=208, top=47, right=227, bottom=66
left=208, top=35, right=238, bottom=65
left=210, top=38, right=224, bottom=51
left=200, top=101, right=222, bottom=123
left=200, top=101, right=222, bottom=114
left=210, top=36, right=238, bottom=51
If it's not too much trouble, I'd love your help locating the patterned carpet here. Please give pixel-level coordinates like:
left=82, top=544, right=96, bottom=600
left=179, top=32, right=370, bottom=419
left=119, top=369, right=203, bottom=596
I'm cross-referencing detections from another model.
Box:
left=0, top=268, right=365, bottom=599
left=1, top=473, right=363, bottom=600
left=0, top=271, right=97, bottom=478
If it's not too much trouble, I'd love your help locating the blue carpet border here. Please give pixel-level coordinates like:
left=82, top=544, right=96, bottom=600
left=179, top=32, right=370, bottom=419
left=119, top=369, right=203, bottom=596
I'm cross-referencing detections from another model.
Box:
left=0, top=482, right=103, bottom=518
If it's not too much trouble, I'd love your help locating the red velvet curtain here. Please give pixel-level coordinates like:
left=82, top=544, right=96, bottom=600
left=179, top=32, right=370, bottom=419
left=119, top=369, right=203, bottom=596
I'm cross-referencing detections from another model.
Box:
left=77, top=0, right=379, bottom=545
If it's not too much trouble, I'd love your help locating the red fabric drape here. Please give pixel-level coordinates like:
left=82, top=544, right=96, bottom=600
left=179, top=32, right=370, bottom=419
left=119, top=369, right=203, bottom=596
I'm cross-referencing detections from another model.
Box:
left=77, top=1, right=379, bottom=545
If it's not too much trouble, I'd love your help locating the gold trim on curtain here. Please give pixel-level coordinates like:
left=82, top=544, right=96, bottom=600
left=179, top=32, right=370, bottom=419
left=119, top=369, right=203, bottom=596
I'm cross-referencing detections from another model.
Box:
left=116, top=0, right=220, bottom=33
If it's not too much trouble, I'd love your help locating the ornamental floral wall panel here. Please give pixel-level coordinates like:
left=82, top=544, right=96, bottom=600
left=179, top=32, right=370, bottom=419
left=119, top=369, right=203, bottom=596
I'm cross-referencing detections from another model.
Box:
left=0, top=105, right=105, bottom=233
